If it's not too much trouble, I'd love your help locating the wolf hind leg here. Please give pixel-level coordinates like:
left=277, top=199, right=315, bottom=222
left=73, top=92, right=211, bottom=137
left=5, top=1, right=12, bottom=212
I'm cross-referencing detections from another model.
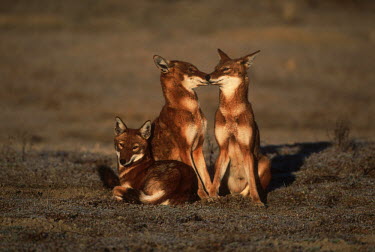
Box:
left=141, top=169, right=181, bottom=205
left=257, top=154, right=271, bottom=191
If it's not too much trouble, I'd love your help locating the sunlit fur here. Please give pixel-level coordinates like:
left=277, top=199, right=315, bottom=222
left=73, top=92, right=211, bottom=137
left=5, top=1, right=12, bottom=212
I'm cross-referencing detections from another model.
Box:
left=112, top=117, right=199, bottom=205
left=139, top=190, right=165, bottom=203
left=208, top=49, right=271, bottom=206
left=151, top=56, right=212, bottom=199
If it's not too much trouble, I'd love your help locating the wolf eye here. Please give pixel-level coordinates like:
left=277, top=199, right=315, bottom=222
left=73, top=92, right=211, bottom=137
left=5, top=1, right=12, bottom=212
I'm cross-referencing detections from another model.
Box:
left=118, top=143, right=125, bottom=149
left=132, top=144, right=139, bottom=152
left=222, top=67, right=230, bottom=72
left=188, top=67, right=195, bottom=72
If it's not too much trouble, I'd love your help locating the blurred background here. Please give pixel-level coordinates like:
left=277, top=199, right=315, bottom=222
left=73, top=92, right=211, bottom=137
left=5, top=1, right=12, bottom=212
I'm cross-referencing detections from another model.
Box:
left=0, top=0, right=374, bottom=153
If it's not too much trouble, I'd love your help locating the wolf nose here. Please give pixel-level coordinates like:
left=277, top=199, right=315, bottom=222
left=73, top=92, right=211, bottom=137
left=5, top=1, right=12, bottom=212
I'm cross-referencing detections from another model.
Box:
left=205, top=75, right=211, bottom=81
left=120, top=159, right=126, bottom=165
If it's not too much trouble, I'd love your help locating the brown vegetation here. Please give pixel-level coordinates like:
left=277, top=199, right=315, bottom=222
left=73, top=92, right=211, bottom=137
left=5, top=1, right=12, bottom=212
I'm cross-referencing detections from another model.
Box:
left=1, top=136, right=374, bottom=250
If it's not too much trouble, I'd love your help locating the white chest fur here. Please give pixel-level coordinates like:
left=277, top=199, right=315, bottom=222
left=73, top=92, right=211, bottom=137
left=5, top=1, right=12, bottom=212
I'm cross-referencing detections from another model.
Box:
left=219, top=103, right=246, bottom=117
left=219, top=76, right=242, bottom=99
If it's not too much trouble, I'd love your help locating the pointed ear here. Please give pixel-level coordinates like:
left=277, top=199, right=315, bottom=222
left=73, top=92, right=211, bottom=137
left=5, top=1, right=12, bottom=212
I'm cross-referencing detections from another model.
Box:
left=240, top=50, right=260, bottom=69
left=217, top=48, right=231, bottom=62
left=153, top=55, right=171, bottom=73
left=115, top=117, right=127, bottom=135
left=139, top=120, right=152, bottom=140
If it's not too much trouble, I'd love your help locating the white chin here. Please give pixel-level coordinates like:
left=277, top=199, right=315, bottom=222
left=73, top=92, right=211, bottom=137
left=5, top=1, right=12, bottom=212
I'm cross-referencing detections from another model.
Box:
left=182, top=76, right=202, bottom=90
left=184, top=83, right=198, bottom=90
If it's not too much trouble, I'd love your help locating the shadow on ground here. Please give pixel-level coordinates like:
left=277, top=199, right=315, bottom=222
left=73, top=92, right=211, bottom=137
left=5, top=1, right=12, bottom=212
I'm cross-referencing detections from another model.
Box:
left=263, top=142, right=331, bottom=191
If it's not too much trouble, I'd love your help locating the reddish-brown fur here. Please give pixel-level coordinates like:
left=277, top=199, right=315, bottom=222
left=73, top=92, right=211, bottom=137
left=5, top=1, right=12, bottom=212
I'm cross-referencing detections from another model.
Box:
left=113, top=117, right=198, bottom=205
left=151, top=55, right=212, bottom=199
left=207, top=49, right=271, bottom=205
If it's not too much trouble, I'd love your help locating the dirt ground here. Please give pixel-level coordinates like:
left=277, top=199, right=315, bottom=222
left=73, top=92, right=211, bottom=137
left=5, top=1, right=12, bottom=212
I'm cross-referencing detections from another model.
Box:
left=1, top=140, right=374, bottom=251
left=1, top=0, right=375, bottom=251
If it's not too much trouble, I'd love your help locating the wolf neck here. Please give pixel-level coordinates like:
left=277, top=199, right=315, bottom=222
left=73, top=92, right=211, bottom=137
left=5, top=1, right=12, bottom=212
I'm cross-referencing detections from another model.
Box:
left=118, top=155, right=154, bottom=182
left=161, top=78, right=199, bottom=112
left=219, top=76, right=249, bottom=107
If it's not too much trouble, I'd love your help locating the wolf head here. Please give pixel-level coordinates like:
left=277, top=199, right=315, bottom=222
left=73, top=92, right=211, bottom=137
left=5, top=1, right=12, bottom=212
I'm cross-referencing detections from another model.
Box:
left=114, top=117, right=152, bottom=168
left=208, top=49, right=260, bottom=91
left=153, top=55, right=209, bottom=91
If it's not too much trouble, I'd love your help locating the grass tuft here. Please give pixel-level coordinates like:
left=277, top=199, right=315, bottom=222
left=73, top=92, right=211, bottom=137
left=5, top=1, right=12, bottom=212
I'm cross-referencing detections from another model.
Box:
left=332, top=119, right=353, bottom=152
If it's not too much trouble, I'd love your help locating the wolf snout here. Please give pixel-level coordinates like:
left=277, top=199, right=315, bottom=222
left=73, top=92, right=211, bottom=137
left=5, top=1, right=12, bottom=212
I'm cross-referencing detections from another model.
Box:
left=205, top=75, right=211, bottom=81
left=120, top=159, right=127, bottom=165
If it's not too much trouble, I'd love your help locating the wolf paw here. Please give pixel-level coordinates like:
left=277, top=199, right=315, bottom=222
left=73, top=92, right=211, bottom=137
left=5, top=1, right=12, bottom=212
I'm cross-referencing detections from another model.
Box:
left=197, top=188, right=209, bottom=199
left=253, top=200, right=266, bottom=208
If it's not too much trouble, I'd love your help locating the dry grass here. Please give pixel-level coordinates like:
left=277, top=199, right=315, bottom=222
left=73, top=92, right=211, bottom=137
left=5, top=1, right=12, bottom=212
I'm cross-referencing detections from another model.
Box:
left=332, top=119, right=353, bottom=151
left=298, top=142, right=375, bottom=185
left=0, top=136, right=374, bottom=250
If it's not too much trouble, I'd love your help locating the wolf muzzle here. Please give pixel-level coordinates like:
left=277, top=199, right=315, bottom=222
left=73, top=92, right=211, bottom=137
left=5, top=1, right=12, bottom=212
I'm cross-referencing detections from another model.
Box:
left=120, top=155, right=136, bottom=167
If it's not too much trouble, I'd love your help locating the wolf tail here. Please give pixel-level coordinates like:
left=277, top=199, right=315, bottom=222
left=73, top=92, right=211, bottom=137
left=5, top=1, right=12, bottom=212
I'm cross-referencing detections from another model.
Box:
left=97, top=165, right=120, bottom=189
